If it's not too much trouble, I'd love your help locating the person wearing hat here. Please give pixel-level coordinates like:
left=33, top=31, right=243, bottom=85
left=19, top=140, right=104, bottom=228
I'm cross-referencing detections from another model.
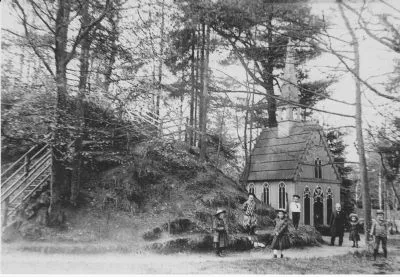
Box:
left=370, top=209, right=389, bottom=260
left=349, top=213, right=361, bottom=248
left=242, top=193, right=257, bottom=235
left=289, top=194, right=301, bottom=230
left=329, top=203, right=346, bottom=246
left=213, top=208, right=229, bottom=257
left=271, top=209, right=291, bottom=258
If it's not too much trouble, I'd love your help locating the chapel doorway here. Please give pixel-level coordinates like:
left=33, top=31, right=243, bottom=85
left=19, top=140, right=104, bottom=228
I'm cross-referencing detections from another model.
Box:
left=314, top=198, right=323, bottom=226
left=313, top=186, right=324, bottom=226
left=304, top=187, right=311, bottom=225
left=327, top=196, right=333, bottom=223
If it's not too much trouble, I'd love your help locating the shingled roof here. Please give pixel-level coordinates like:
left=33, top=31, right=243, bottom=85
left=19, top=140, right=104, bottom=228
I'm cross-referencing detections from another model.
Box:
left=247, top=121, right=323, bottom=181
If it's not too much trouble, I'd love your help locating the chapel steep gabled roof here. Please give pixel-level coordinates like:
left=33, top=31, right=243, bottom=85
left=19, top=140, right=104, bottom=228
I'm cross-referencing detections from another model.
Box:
left=247, top=121, right=340, bottom=182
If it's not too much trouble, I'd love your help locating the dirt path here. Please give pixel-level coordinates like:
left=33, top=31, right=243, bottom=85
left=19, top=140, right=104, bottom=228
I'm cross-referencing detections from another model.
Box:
left=1, top=235, right=398, bottom=274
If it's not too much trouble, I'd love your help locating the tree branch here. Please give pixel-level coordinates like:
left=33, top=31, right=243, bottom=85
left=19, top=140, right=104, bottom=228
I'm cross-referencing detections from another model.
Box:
left=65, top=0, right=112, bottom=64
left=13, top=0, right=55, bottom=77
left=30, top=0, right=56, bottom=34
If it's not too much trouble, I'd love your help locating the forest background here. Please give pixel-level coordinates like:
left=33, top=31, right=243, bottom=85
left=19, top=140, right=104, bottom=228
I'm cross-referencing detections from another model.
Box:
left=1, top=0, right=400, bottom=236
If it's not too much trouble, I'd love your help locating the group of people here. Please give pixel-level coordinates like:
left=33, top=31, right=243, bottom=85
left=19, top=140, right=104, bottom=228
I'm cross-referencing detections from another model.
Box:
left=213, top=193, right=391, bottom=260
left=327, top=202, right=390, bottom=260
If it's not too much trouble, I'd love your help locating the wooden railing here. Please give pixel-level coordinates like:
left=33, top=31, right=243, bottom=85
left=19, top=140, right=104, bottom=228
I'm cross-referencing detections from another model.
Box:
left=124, top=107, right=192, bottom=141
left=0, top=108, right=206, bottom=228
left=1, top=144, right=52, bottom=227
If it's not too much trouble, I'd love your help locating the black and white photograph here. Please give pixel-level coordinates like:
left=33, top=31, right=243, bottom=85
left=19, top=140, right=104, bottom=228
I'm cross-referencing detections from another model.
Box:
left=1, top=0, right=400, bottom=274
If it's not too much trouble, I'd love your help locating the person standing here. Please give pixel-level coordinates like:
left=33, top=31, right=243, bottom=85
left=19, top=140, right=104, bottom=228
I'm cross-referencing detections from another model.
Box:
left=348, top=213, right=361, bottom=248
left=370, top=209, right=389, bottom=260
left=213, top=208, right=229, bottom=257
left=329, top=203, right=346, bottom=246
left=271, top=209, right=291, bottom=258
left=290, top=194, right=301, bottom=229
left=242, top=193, right=257, bottom=235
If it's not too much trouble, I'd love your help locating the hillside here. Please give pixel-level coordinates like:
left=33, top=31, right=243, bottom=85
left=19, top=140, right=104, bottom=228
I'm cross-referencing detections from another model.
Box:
left=3, top=139, right=282, bottom=251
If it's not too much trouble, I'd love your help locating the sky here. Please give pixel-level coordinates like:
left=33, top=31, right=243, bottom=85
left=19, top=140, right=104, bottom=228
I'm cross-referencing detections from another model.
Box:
left=208, top=0, right=400, bottom=163
left=308, top=0, right=400, bottom=162
left=2, top=0, right=399, bottom=165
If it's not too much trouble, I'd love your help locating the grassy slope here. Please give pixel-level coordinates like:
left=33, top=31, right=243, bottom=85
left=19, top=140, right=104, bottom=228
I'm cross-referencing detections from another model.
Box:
left=41, top=140, right=272, bottom=247
left=9, top=140, right=322, bottom=252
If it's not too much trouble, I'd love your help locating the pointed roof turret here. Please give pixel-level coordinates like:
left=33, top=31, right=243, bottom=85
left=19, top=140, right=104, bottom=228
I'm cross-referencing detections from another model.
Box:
left=281, top=39, right=300, bottom=103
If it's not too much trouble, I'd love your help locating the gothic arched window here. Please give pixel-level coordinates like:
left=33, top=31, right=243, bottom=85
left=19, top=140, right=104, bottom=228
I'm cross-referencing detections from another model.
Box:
left=280, top=108, right=287, bottom=121
left=248, top=183, right=255, bottom=195
left=292, top=108, right=299, bottom=120
left=313, top=186, right=324, bottom=225
left=263, top=183, right=270, bottom=205
left=315, top=158, right=322, bottom=179
left=279, top=182, right=286, bottom=209
left=313, top=186, right=324, bottom=202
left=304, top=186, right=311, bottom=225
left=327, top=187, right=333, bottom=222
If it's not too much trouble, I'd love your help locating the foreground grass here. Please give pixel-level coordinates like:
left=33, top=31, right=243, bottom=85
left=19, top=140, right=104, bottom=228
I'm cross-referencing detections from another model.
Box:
left=200, top=252, right=400, bottom=274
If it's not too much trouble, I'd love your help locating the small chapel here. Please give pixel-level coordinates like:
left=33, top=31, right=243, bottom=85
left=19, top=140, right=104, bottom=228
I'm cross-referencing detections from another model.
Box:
left=245, top=41, right=342, bottom=227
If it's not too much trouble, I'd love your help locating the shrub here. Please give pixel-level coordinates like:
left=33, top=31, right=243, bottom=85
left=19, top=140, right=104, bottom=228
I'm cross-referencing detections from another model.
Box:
left=255, top=206, right=275, bottom=217
left=288, top=225, right=323, bottom=247
left=195, top=211, right=211, bottom=223
left=256, top=231, right=274, bottom=245
left=169, top=218, right=195, bottom=234
left=315, top=225, right=331, bottom=236
left=228, top=236, right=253, bottom=251
left=143, top=227, right=162, bottom=241
left=257, top=215, right=275, bottom=228
left=190, top=235, right=213, bottom=251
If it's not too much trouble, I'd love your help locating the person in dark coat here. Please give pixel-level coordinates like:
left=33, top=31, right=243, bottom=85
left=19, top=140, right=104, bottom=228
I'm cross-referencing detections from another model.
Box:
left=348, top=213, right=361, bottom=248
left=329, top=203, right=346, bottom=246
left=213, top=208, right=229, bottom=257
left=270, top=209, right=291, bottom=258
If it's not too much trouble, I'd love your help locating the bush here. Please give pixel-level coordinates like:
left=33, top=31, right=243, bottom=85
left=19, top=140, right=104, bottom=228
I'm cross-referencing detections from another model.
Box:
left=288, top=225, right=323, bottom=247
left=143, top=227, right=162, bottom=241
left=191, top=235, right=213, bottom=251
left=256, top=231, right=274, bottom=245
left=228, top=236, right=253, bottom=251
left=168, top=218, right=195, bottom=234
left=315, top=225, right=331, bottom=236
left=257, top=215, right=275, bottom=228
left=195, top=211, right=211, bottom=223
left=255, top=206, right=275, bottom=218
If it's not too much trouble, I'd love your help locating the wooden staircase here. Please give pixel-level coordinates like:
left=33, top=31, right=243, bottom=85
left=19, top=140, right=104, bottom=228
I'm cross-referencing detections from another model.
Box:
left=1, top=144, right=52, bottom=227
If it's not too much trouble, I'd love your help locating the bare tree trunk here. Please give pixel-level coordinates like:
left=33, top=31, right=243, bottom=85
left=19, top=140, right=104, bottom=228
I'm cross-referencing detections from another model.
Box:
left=70, top=0, right=91, bottom=205
left=104, top=4, right=119, bottom=94
left=200, top=25, right=210, bottom=161
left=50, top=0, right=71, bottom=221
left=216, top=107, right=225, bottom=168
left=265, top=13, right=277, bottom=128
left=189, top=30, right=196, bottom=146
left=156, top=0, right=165, bottom=119
left=194, top=30, right=200, bottom=146
left=242, top=70, right=250, bottom=183
left=198, top=23, right=205, bottom=149
left=179, top=70, right=184, bottom=141
left=338, top=3, right=371, bottom=243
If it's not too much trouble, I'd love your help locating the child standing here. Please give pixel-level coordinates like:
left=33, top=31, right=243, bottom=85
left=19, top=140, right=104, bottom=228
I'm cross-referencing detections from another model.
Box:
left=242, top=193, right=257, bottom=235
left=213, top=208, right=229, bottom=257
left=289, top=195, right=301, bottom=230
left=271, top=209, right=291, bottom=258
left=348, top=213, right=360, bottom=248
left=370, top=209, right=389, bottom=260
